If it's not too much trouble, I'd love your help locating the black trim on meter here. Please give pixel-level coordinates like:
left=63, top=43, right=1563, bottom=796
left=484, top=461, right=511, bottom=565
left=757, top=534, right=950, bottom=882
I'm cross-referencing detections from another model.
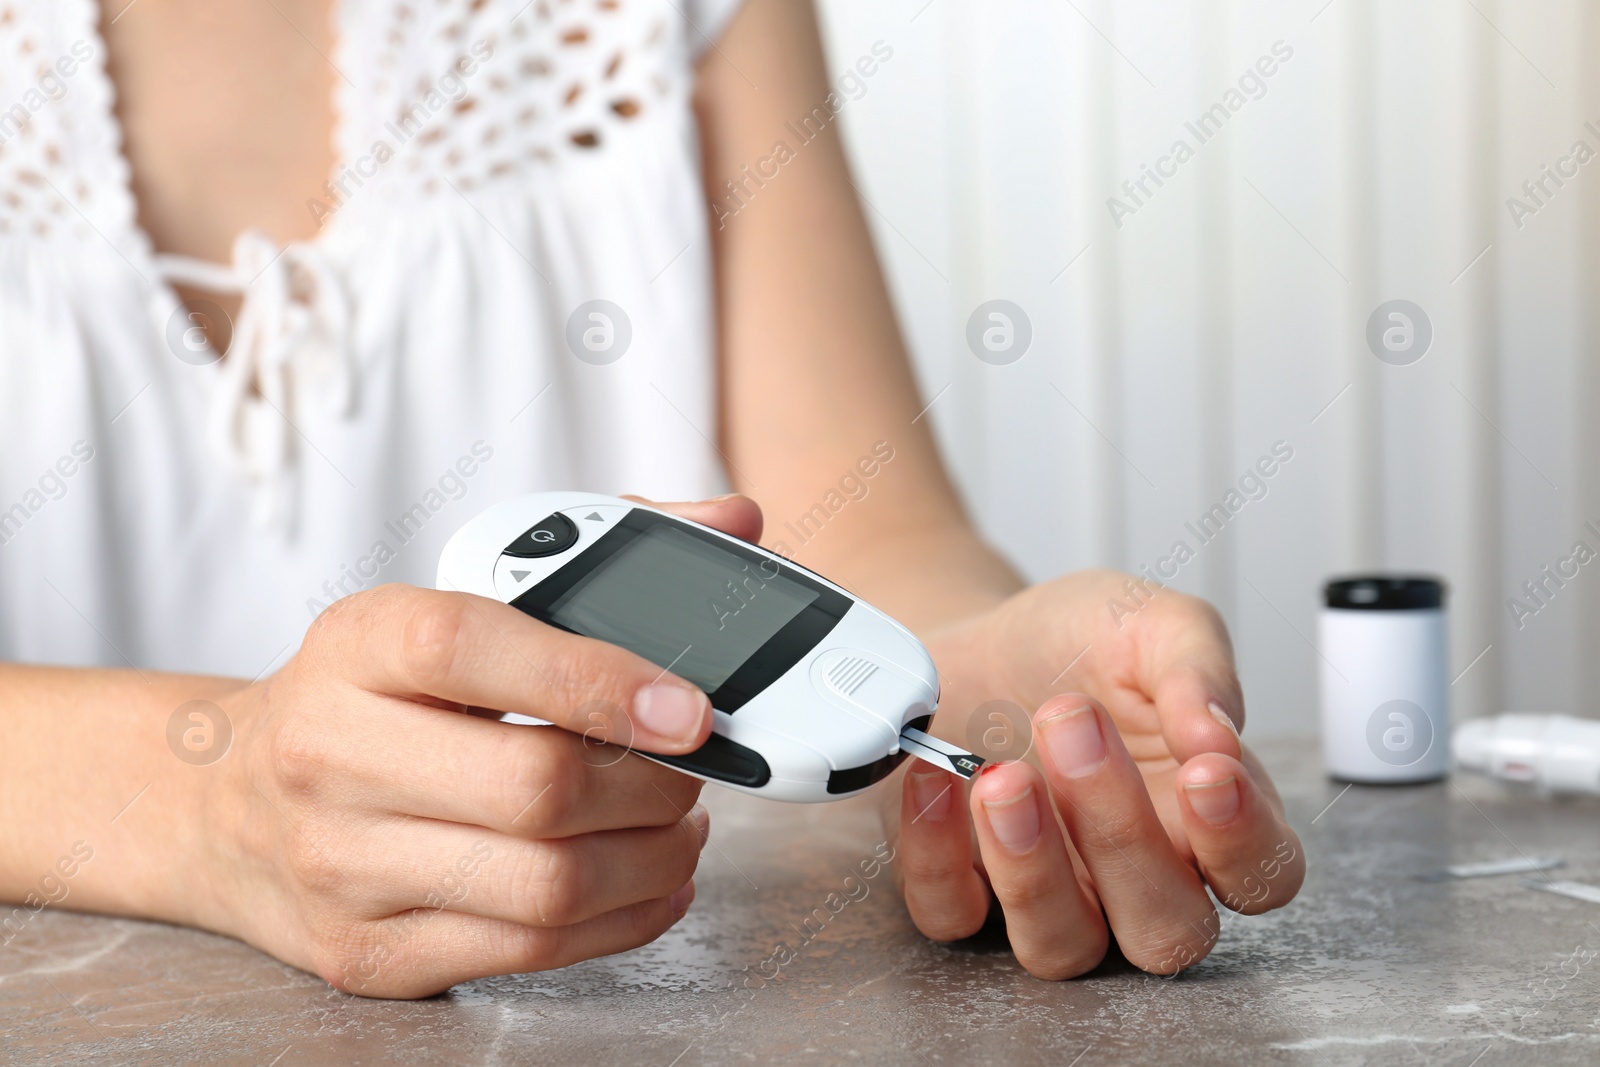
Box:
left=650, top=732, right=772, bottom=788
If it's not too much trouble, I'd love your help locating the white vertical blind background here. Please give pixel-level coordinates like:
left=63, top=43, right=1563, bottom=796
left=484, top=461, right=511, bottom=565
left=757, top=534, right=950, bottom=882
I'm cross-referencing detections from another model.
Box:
left=815, top=0, right=1597, bottom=737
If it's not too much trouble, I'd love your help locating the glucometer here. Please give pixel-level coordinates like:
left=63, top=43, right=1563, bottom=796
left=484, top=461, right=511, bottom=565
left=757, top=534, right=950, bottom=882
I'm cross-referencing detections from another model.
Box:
left=437, top=492, right=984, bottom=802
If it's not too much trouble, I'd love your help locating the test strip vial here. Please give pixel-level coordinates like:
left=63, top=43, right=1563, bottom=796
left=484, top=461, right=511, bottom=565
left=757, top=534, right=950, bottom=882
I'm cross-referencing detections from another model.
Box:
left=1318, top=576, right=1450, bottom=784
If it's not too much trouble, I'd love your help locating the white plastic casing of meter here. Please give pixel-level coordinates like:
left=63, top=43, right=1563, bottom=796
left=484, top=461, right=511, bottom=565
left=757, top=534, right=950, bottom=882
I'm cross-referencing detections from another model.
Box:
left=437, top=493, right=940, bottom=802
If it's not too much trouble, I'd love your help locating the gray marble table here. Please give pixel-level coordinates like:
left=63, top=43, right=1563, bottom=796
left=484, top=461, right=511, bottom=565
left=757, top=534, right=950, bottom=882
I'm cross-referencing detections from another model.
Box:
left=4, top=739, right=1598, bottom=1066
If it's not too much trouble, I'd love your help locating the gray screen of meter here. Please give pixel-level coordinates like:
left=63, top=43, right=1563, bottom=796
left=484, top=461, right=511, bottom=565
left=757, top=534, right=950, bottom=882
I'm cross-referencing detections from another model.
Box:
left=548, top=524, right=820, bottom=692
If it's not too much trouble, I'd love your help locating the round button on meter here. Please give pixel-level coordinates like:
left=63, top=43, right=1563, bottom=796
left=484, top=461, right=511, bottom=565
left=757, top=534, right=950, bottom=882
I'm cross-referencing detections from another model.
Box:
left=503, top=512, right=578, bottom=558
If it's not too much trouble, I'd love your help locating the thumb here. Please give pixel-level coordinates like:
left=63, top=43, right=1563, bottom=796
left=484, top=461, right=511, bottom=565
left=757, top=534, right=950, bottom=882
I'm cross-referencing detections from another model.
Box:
left=1135, top=596, right=1245, bottom=764
left=622, top=493, right=764, bottom=544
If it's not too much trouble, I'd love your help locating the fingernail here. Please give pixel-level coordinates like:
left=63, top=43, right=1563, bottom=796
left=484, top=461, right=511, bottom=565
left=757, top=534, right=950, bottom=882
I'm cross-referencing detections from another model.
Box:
left=633, top=684, right=709, bottom=746
left=1184, top=776, right=1240, bottom=825
left=689, top=803, right=711, bottom=846
left=1038, top=704, right=1107, bottom=778
left=982, top=782, right=1041, bottom=853
left=1208, top=701, right=1239, bottom=737
left=669, top=880, right=695, bottom=917
left=908, top=771, right=952, bottom=823
left=707, top=492, right=741, bottom=502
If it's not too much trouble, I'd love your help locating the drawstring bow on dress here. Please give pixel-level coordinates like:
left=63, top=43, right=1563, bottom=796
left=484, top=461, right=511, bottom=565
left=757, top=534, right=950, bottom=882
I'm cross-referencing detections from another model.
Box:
left=153, top=230, right=356, bottom=528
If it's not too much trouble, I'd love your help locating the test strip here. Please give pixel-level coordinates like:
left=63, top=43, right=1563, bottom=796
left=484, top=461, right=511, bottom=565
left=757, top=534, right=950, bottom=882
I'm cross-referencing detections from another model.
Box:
left=1414, top=855, right=1565, bottom=882
left=899, top=726, right=985, bottom=778
left=1521, top=878, right=1600, bottom=906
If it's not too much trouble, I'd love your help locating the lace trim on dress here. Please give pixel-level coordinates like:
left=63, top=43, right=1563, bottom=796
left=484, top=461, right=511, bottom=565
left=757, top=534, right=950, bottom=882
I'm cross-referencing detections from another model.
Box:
left=0, top=0, right=149, bottom=256
left=0, top=0, right=734, bottom=531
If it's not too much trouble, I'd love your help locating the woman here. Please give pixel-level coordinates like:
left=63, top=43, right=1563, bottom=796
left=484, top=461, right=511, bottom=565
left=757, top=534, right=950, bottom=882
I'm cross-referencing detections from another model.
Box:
left=0, top=0, right=1303, bottom=997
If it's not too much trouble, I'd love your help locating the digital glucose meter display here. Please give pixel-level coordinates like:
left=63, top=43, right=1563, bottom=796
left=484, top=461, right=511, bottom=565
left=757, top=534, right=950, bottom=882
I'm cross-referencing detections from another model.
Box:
left=544, top=524, right=820, bottom=692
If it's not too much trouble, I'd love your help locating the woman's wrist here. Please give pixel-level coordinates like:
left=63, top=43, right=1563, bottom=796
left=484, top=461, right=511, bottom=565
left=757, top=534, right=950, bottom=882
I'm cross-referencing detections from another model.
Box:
left=924, top=607, right=997, bottom=696
left=795, top=520, right=1022, bottom=637
left=0, top=664, right=252, bottom=934
left=176, top=678, right=265, bottom=938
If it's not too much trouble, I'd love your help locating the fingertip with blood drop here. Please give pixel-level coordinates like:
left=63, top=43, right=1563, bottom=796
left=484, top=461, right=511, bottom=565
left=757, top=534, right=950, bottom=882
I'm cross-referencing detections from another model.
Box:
left=972, top=762, right=1042, bottom=854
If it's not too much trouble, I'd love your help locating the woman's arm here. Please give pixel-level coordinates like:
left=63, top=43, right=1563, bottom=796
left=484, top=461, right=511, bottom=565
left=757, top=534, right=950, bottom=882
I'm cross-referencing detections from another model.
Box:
left=0, top=665, right=243, bottom=926
left=694, top=0, right=1023, bottom=635
left=696, top=0, right=1305, bottom=981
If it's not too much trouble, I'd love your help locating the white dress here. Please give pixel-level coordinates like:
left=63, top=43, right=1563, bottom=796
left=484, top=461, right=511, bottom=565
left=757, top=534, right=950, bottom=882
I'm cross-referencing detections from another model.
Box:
left=0, top=0, right=741, bottom=679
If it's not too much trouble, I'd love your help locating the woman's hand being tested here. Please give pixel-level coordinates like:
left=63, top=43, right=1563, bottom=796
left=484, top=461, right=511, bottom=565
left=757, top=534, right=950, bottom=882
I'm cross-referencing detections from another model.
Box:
left=884, top=571, right=1305, bottom=979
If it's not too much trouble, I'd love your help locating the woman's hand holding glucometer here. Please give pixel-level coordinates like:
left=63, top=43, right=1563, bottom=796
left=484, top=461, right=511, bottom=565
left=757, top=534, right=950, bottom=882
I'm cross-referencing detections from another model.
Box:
left=887, top=572, right=1306, bottom=979
left=196, top=578, right=713, bottom=997
left=0, top=497, right=770, bottom=998
left=91, top=498, right=754, bottom=999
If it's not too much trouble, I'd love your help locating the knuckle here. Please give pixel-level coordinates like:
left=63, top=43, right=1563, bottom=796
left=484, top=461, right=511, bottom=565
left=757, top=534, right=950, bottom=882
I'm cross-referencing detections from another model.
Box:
left=495, top=921, right=563, bottom=973
left=301, top=597, right=352, bottom=656
left=1179, top=593, right=1226, bottom=630
left=306, top=920, right=380, bottom=991
left=1075, top=808, right=1147, bottom=859
left=1152, top=590, right=1229, bottom=642
left=989, top=865, right=1060, bottom=911
left=1083, top=566, right=1126, bottom=588
left=531, top=764, right=583, bottom=836
left=399, top=594, right=470, bottom=690
left=282, top=831, right=347, bottom=898
left=611, top=898, right=676, bottom=951
left=524, top=845, right=584, bottom=926
left=656, top=769, right=704, bottom=822
left=1123, top=908, right=1221, bottom=975
left=900, top=848, right=974, bottom=888
left=503, top=742, right=580, bottom=834
left=312, top=920, right=442, bottom=999
left=266, top=715, right=330, bottom=795
left=910, top=905, right=986, bottom=943
left=672, top=820, right=706, bottom=879
left=554, top=655, right=631, bottom=737
left=302, top=585, right=389, bottom=661
left=1017, top=937, right=1108, bottom=981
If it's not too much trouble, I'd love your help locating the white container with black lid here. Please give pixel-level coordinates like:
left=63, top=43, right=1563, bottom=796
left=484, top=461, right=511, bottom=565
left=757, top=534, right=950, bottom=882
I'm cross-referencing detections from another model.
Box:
left=1318, top=576, right=1450, bottom=783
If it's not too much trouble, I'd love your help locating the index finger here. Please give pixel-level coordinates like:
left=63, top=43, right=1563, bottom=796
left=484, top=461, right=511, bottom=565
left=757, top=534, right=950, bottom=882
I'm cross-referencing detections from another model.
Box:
left=304, top=584, right=713, bottom=755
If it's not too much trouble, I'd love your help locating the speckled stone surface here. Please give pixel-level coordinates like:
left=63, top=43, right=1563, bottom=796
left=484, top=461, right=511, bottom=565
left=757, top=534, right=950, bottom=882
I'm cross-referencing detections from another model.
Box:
left=4, top=739, right=1599, bottom=1066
